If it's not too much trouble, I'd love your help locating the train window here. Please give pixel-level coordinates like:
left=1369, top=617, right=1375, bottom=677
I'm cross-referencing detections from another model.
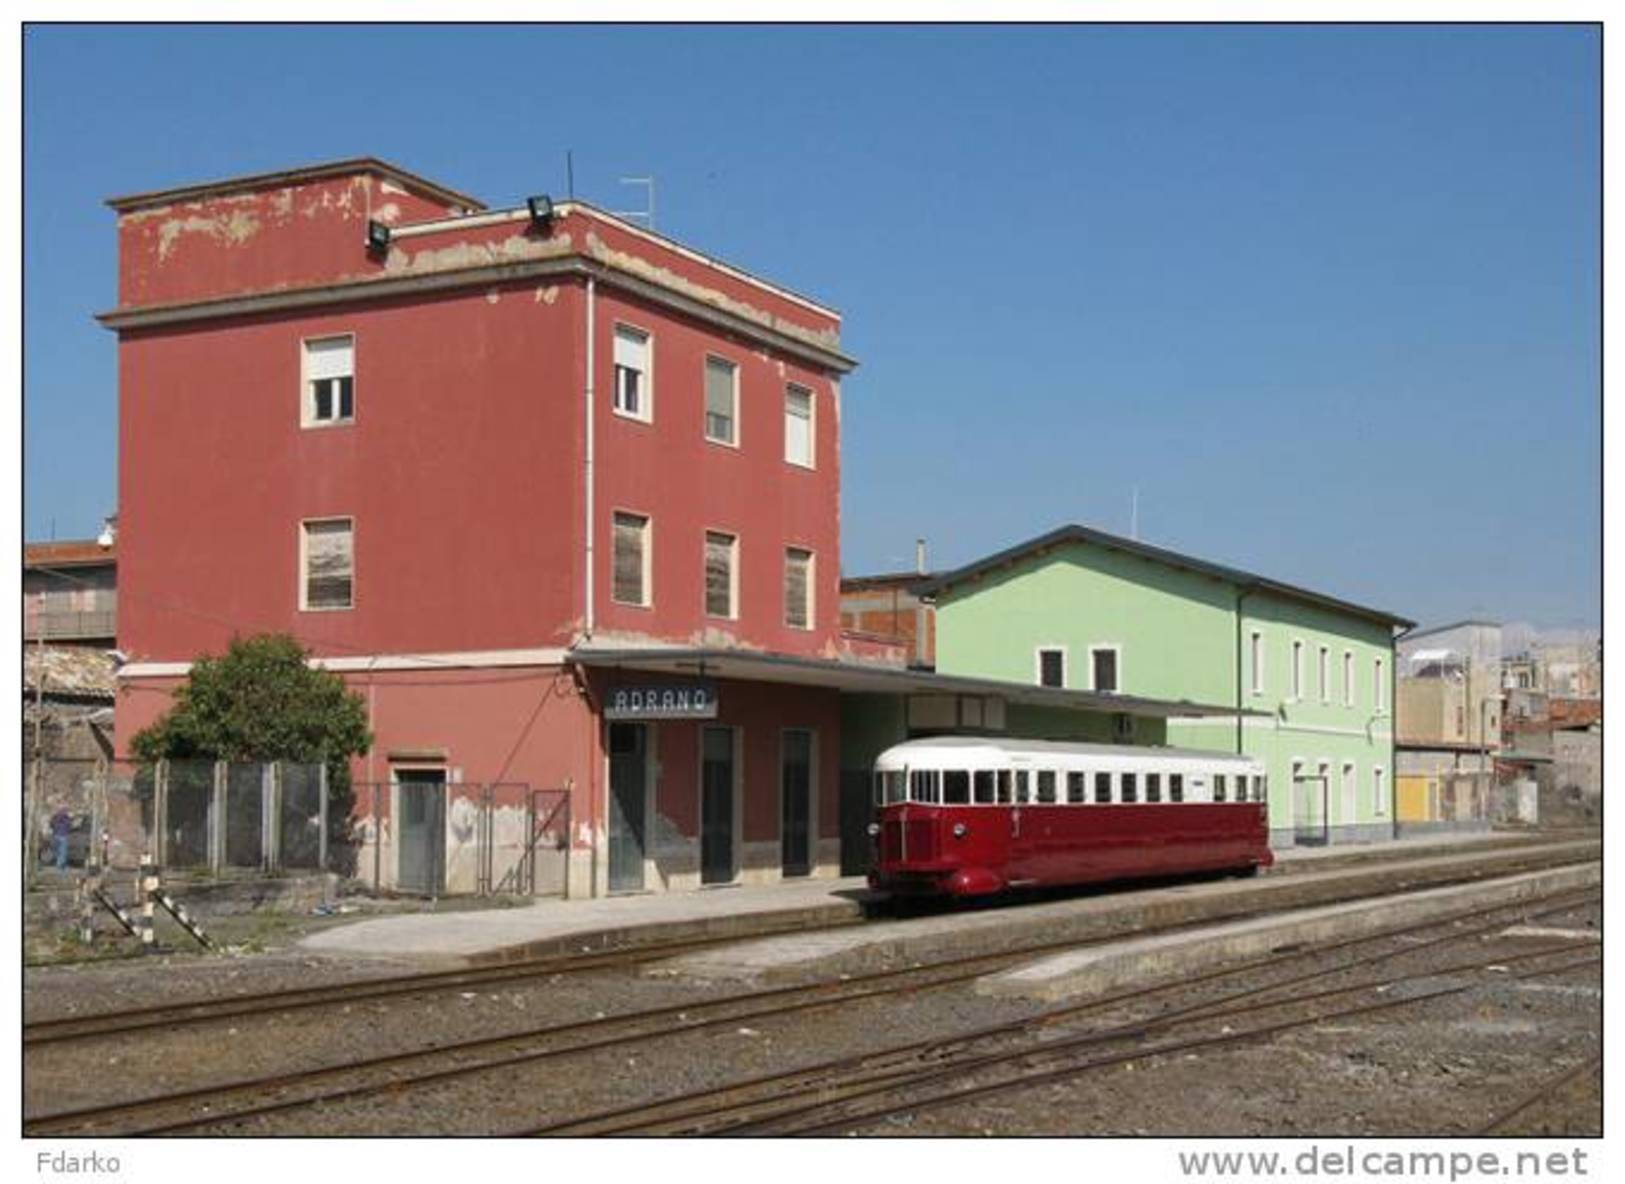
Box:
left=1036, top=771, right=1057, bottom=803
left=974, top=771, right=996, bottom=804
left=943, top=770, right=970, bottom=805
left=1169, top=773, right=1184, bottom=803
left=1121, top=772, right=1138, bottom=803
left=879, top=771, right=907, bottom=805
left=1014, top=771, right=1031, bottom=804
left=1094, top=772, right=1112, bottom=804
left=1214, top=774, right=1227, bottom=803
left=1146, top=772, right=1162, bottom=803
left=996, top=771, right=1013, bottom=804
left=910, top=769, right=941, bottom=803
left=1067, top=772, right=1086, bottom=804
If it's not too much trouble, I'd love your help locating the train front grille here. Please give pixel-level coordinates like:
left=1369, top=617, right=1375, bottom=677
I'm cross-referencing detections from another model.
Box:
left=881, top=816, right=940, bottom=864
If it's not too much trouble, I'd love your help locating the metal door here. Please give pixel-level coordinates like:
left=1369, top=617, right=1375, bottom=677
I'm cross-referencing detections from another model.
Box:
left=781, top=730, right=812, bottom=877
left=397, top=769, right=446, bottom=895
left=701, top=726, right=735, bottom=885
left=608, top=723, right=648, bottom=892
left=838, top=769, right=874, bottom=875
left=1292, top=773, right=1328, bottom=847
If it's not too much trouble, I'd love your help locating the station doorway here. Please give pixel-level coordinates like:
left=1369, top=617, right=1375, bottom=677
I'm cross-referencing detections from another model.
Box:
left=1293, top=772, right=1330, bottom=847
left=397, top=767, right=447, bottom=895
left=607, top=723, right=649, bottom=893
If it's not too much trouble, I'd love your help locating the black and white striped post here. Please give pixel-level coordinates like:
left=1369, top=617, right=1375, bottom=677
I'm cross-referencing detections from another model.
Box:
left=137, top=855, right=159, bottom=954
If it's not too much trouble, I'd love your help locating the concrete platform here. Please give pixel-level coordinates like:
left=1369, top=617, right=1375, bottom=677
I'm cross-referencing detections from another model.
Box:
left=976, top=862, right=1601, bottom=1002
left=652, top=838, right=1598, bottom=983
left=298, top=875, right=869, bottom=965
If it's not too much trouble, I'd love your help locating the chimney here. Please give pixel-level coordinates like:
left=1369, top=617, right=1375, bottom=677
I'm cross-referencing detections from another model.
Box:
left=915, top=537, right=927, bottom=575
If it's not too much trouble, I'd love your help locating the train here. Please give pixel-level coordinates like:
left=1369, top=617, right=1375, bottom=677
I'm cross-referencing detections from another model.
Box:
left=867, top=736, right=1273, bottom=897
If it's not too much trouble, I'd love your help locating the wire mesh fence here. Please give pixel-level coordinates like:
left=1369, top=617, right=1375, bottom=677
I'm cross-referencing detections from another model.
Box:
left=350, top=781, right=568, bottom=897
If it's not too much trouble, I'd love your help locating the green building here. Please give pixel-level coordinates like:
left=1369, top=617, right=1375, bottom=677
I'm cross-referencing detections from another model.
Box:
left=921, top=525, right=1414, bottom=847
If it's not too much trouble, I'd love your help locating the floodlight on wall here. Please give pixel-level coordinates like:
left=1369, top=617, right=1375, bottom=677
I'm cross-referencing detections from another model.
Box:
left=366, top=219, right=392, bottom=255
left=526, top=194, right=555, bottom=231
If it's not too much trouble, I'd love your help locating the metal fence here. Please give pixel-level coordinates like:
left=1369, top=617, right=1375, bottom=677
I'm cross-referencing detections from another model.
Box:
left=25, top=758, right=328, bottom=884
left=350, top=781, right=570, bottom=898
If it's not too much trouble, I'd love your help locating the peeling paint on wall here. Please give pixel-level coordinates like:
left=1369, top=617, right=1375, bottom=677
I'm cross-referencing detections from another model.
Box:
left=156, top=208, right=262, bottom=260
left=486, top=288, right=501, bottom=304
left=584, top=231, right=841, bottom=352
left=382, top=232, right=575, bottom=277
left=534, top=284, right=559, bottom=304
left=374, top=202, right=402, bottom=224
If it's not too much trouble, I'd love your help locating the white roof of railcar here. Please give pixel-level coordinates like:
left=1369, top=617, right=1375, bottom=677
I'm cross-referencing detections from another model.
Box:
left=875, top=736, right=1264, bottom=768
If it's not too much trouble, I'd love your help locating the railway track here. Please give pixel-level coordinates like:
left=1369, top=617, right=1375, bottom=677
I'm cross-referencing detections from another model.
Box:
left=24, top=837, right=1596, bottom=1050
left=25, top=881, right=1597, bottom=1137
left=520, top=888, right=1601, bottom=1136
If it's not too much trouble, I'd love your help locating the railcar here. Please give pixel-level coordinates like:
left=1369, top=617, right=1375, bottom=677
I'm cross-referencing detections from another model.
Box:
left=867, top=736, right=1272, bottom=897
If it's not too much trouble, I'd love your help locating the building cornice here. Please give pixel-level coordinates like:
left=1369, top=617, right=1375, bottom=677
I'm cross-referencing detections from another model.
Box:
left=96, top=255, right=858, bottom=374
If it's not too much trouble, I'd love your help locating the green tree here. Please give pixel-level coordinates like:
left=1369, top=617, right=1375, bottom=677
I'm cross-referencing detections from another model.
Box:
left=131, top=634, right=372, bottom=858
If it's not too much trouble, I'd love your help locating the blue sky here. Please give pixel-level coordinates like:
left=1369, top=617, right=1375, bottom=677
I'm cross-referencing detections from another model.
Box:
left=23, top=24, right=1599, bottom=628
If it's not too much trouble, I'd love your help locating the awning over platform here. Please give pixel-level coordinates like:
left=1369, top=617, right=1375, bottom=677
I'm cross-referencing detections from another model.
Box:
left=568, top=645, right=1263, bottom=721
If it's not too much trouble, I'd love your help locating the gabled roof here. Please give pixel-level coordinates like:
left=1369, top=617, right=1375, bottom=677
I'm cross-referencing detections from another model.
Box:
left=919, top=523, right=1415, bottom=630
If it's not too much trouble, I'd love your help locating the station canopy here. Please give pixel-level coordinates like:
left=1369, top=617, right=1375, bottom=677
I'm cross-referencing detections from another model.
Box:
left=568, top=645, right=1262, bottom=721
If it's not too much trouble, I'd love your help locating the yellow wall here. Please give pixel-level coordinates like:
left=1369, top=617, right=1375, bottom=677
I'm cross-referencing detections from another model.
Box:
left=1396, top=775, right=1434, bottom=822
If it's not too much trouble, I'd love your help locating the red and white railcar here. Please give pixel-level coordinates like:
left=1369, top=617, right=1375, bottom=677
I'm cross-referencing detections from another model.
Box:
left=867, top=736, right=1272, bottom=897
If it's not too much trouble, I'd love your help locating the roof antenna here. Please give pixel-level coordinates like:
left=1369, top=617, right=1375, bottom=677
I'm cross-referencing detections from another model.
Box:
left=565, top=150, right=575, bottom=200
left=1130, top=487, right=1139, bottom=541
left=615, top=175, right=655, bottom=229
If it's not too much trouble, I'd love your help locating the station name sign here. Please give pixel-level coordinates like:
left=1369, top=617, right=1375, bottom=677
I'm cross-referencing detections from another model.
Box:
left=604, top=681, right=719, bottom=721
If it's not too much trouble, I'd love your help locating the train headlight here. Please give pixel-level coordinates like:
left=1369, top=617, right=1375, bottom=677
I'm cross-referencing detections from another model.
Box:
left=952, top=823, right=968, bottom=838
left=867, top=822, right=880, bottom=836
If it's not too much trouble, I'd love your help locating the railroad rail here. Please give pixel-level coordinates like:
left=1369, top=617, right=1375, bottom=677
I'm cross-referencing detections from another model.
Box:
left=25, top=880, right=1598, bottom=1137
left=520, top=887, right=1601, bottom=1136
left=25, top=837, right=1596, bottom=1050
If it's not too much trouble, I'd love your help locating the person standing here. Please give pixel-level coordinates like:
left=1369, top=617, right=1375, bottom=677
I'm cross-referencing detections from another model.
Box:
left=49, top=805, right=73, bottom=871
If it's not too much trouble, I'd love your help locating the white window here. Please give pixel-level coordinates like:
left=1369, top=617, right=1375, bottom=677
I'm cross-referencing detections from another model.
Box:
left=705, top=356, right=738, bottom=446
left=1342, top=650, right=1354, bottom=707
left=300, top=518, right=353, bottom=611
left=1249, top=630, right=1264, bottom=696
left=1291, top=640, right=1304, bottom=700
left=612, top=512, right=650, bottom=607
left=1091, top=646, right=1120, bottom=693
left=1036, top=647, right=1066, bottom=688
left=1372, top=766, right=1387, bottom=816
left=784, top=384, right=814, bottom=467
left=784, top=547, right=813, bottom=630
left=1341, top=761, right=1357, bottom=824
left=613, top=325, right=651, bottom=420
left=303, top=336, right=354, bottom=426
left=704, top=531, right=737, bottom=619
left=1374, top=657, right=1386, bottom=711
left=1318, top=645, right=1330, bottom=703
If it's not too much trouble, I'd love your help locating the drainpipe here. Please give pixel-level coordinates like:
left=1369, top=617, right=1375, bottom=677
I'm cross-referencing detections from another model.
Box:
left=1234, top=585, right=1257, bottom=755
left=583, top=276, right=597, bottom=639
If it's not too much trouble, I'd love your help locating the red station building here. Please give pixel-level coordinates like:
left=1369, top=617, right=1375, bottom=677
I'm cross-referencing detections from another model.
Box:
left=104, top=157, right=1237, bottom=898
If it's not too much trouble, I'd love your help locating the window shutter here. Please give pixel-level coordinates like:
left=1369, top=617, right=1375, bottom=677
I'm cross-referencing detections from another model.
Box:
left=785, top=548, right=811, bottom=629
left=305, top=521, right=352, bottom=608
left=613, top=514, right=646, bottom=604
left=306, top=338, right=353, bottom=381
left=785, top=386, right=812, bottom=464
left=705, top=533, right=733, bottom=616
left=614, top=328, right=647, bottom=371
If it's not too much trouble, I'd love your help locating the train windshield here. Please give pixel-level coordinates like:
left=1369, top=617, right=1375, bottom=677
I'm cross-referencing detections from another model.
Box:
left=875, top=770, right=908, bottom=806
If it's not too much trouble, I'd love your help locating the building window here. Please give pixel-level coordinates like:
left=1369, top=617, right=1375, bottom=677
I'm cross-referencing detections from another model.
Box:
left=1291, top=640, right=1304, bottom=700
left=612, top=512, right=650, bottom=607
left=613, top=325, right=651, bottom=420
left=1372, top=766, right=1386, bottom=816
left=1318, top=645, right=1330, bottom=703
left=784, top=384, right=814, bottom=467
left=704, top=356, right=738, bottom=446
left=704, top=531, right=737, bottom=619
left=784, top=547, right=813, bottom=630
left=300, top=518, right=353, bottom=611
left=1342, top=762, right=1357, bottom=823
left=303, top=336, right=354, bottom=426
left=1091, top=646, right=1120, bottom=693
left=1250, top=630, right=1264, bottom=696
left=1374, top=657, right=1386, bottom=711
left=1037, top=647, right=1066, bottom=688
left=1343, top=650, right=1354, bottom=707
